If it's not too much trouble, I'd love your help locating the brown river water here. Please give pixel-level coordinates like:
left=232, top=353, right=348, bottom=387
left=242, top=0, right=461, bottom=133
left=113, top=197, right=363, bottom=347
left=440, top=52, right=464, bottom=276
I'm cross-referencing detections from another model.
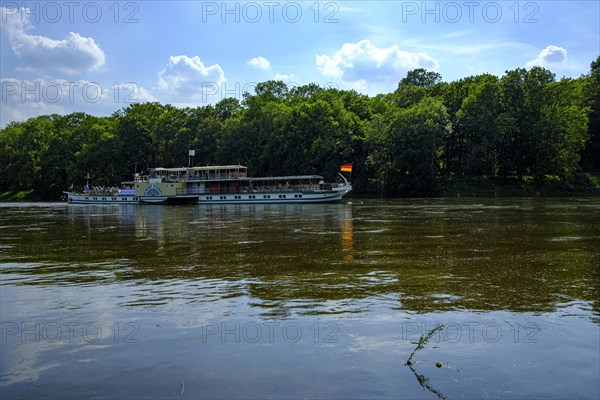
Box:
left=1, top=198, right=599, bottom=399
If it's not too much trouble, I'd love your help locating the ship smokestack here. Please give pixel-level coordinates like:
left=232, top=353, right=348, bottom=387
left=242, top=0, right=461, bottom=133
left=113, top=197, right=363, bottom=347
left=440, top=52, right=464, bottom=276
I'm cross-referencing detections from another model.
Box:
left=188, top=150, right=195, bottom=167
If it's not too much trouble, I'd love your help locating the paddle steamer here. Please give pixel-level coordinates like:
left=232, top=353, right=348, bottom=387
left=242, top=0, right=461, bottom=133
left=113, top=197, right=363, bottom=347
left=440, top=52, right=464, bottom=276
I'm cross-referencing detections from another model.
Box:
left=64, top=155, right=352, bottom=205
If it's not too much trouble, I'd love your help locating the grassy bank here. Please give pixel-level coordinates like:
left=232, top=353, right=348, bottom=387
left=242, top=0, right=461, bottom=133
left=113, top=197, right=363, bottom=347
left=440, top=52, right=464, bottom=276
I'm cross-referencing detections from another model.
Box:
left=0, top=190, right=36, bottom=201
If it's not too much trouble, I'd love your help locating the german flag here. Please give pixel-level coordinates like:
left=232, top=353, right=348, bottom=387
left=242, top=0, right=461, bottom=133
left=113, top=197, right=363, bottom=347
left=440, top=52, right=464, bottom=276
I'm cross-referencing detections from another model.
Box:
left=340, top=164, right=352, bottom=172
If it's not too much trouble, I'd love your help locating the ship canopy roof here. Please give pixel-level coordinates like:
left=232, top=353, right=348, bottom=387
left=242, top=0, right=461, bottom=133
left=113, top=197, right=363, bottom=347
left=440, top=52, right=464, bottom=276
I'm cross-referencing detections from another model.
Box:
left=150, top=165, right=247, bottom=172
left=143, top=165, right=322, bottom=181
left=243, top=175, right=323, bottom=181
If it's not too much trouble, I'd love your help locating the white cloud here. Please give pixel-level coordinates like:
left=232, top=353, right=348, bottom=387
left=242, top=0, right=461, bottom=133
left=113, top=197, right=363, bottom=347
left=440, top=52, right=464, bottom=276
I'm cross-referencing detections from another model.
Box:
left=316, top=40, right=439, bottom=92
left=155, top=55, right=226, bottom=103
left=414, top=41, right=534, bottom=56
left=248, top=56, right=271, bottom=70
left=0, top=78, right=156, bottom=126
left=526, top=45, right=568, bottom=68
left=0, top=6, right=105, bottom=73
left=248, top=57, right=296, bottom=83
left=274, top=73, right=295, bottom=80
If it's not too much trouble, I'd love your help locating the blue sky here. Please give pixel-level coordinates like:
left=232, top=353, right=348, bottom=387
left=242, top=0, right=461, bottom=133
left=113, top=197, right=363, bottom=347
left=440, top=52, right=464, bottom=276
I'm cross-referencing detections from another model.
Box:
left=1, top=1, right=599, bottom=125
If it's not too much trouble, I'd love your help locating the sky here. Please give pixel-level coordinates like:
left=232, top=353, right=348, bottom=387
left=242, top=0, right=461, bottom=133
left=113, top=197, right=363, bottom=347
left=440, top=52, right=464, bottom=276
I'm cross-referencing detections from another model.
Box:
left=1, top=0, right=599, bottom=126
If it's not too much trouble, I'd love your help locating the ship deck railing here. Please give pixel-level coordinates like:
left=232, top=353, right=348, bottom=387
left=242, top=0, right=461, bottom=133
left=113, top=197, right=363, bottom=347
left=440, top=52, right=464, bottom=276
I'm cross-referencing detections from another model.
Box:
left=136, top=174, right=324, bottom=184
left=77, top=187, right=121, bottom=196
left=176, top=185, right=336, bottom=196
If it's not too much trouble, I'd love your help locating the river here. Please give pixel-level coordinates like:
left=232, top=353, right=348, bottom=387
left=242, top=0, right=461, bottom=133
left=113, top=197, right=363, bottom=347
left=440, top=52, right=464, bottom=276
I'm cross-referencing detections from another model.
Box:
left=1, top=198, right=599, bottom=399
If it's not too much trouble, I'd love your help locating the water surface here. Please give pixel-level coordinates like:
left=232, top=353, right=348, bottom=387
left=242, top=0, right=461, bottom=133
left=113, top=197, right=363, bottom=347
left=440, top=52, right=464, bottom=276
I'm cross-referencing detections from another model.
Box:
left=1, top=199, right=599, bottom=399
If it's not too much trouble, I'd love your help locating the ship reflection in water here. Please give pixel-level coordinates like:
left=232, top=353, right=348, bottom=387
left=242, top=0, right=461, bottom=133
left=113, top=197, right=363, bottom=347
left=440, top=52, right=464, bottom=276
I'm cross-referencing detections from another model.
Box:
left=340, top=207, right=354, bottom=260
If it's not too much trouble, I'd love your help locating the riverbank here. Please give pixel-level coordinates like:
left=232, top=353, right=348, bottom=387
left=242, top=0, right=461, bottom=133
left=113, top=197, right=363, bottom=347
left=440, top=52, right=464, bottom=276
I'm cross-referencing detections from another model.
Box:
left=437, top=172, right=600, bottom=197
left=3, top=172, right=600, bottom=201
left=0, top=190, right=35, bottom=201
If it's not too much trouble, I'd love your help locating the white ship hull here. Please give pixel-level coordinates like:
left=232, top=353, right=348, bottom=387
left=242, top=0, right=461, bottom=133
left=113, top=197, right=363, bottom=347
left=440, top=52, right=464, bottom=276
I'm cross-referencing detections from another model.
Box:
left=64, top=192, right=140, bottom=204
left=64, top=185, right=351, bottom=205
left=198, top=186, right=351, bottom=204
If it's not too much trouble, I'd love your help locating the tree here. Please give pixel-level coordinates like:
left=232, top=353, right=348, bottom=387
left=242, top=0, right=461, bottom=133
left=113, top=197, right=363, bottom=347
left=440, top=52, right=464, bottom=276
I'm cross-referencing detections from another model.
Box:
left=367, top=97, right=450, bottom=196
left=189, top=105, right=220, bottom=166
left=455, top=75, right=502, bottom=175
left=215, top=97, right=241, bottom=119
left=497, top=67, right=556, bottom=179
left=251, top=80, right=289, bottom=101
left=536, top=78, right=589, bottom=179
left=0, top=115, right=57, bottom=194
left=394, top=69, right=443, bottom=109
left=400, top=68, right=443, bottom=88
left=115, top=102, right=164, bottom=176
left=582, top=56, right=600, bottom=170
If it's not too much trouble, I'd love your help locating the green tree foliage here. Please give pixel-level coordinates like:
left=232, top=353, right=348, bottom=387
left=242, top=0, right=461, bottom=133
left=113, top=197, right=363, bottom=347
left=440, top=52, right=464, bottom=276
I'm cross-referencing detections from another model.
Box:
left=536, top=78, right=589, bottom=179
left=455, top=75, right=502, bottom=175
left=1, top=116, right=55, bottom=193
left=582, top=56, right=600, bottom=170
left=0, top=64, right=596, bottom=199
left=367, top=97, right=449, bottom=196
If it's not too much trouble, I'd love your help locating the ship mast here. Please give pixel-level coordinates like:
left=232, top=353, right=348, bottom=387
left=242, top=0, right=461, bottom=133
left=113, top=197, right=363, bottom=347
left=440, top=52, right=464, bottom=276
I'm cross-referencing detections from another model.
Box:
left=188, top=149, right=195, bottom=168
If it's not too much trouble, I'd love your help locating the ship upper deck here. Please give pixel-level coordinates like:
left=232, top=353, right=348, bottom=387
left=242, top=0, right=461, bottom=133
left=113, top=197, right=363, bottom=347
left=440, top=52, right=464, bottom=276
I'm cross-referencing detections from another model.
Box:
left=135, top=165, right=325, bottom=184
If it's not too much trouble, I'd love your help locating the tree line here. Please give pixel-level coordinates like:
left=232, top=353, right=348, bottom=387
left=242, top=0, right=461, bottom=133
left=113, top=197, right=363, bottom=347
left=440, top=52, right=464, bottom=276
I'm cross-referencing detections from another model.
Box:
left=1, top=58, right=599, bottom=199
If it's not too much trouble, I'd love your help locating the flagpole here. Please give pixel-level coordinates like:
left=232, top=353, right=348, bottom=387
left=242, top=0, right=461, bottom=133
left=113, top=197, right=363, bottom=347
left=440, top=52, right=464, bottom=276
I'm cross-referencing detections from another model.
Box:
left=346, top=162, right=352, bottom=183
